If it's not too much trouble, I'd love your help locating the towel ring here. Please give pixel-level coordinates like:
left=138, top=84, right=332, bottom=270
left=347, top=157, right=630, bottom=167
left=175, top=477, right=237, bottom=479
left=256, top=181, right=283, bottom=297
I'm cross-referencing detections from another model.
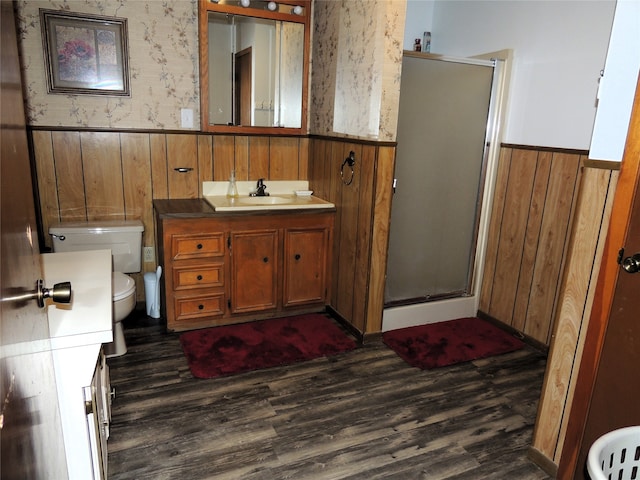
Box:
left=341, top=151, right=355, bottom=186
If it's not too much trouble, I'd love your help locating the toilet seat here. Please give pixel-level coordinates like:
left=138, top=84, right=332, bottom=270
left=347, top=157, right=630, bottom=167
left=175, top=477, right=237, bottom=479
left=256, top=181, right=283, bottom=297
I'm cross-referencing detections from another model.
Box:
left=112, top=272, right=136, bottom=301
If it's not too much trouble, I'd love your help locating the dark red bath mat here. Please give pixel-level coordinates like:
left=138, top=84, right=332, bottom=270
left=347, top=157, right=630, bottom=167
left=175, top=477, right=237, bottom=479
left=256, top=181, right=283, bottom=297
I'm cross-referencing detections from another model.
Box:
left=180, top=313, right=357, bottom=379
left=382, top=317, right=525, bottom=370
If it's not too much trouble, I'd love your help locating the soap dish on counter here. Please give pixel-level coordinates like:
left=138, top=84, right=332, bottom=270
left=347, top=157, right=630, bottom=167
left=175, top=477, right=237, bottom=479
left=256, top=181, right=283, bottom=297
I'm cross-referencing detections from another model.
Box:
left=294, top=190, right=313, bottom=196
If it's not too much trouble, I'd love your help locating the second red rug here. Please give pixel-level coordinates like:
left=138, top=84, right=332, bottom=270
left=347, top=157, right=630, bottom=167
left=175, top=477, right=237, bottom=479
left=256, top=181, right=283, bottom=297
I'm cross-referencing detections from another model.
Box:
left=382, top=317, right=524, bottom=370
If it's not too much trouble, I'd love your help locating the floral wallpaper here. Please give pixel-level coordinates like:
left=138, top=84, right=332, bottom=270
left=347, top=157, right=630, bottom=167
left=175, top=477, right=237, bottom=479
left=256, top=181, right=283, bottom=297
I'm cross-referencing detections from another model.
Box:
left=311, top=0, right=405, bottom=142
left=16, top=0, right=405, bottom=139
left=16, top=0, right=199, bottom=130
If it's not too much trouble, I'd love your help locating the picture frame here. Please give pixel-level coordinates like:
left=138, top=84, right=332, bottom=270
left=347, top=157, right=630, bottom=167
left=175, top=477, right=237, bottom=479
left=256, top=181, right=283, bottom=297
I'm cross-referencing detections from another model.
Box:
left=40, top=9, right=130, bottom=96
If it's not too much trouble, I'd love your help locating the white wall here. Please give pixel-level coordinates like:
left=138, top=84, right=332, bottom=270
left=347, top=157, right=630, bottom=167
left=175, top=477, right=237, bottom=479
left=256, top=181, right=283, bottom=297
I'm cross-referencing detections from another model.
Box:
left=403, top=0, right=434, bottom=51
left=589, top=0, right=640, bottom=162
left=406, top=0, right=616, bottom=150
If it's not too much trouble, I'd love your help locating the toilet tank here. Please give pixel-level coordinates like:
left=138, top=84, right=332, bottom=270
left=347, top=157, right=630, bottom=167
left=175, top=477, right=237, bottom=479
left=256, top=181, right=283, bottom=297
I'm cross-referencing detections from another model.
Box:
left=49, top=220, right=144, bottom=273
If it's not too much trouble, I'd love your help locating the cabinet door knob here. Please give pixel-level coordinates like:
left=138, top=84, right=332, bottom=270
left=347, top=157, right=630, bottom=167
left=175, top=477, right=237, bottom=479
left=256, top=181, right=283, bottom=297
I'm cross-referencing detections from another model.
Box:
left=295, top=254, right=301, bottom=260
left=263, top=257, right=269, bottom=263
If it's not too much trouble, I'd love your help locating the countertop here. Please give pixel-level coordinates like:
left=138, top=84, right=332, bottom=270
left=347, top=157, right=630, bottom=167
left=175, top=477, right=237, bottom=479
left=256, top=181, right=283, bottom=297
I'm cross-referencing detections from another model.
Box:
left=202, top=180, right=335, bottom=212
left=153, top=198, right=336, bottom=218
left=42, top=249, right=113, bottom=350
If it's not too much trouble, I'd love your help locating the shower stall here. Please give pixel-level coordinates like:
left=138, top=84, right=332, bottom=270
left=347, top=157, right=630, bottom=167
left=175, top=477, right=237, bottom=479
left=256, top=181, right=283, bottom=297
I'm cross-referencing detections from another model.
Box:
left=383, top=52, right=505, bottom=331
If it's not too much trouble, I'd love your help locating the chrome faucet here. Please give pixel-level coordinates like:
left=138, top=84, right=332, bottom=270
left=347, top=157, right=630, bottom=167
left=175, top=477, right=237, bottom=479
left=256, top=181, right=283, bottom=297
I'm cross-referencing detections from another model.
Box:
left=251, top=178, right=269, bottom=197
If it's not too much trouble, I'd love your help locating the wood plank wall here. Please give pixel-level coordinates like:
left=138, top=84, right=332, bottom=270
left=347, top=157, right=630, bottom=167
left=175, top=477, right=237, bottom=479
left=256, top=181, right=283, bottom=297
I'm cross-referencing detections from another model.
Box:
left=30, top=129, right=605, bottom=348
left=308, top=137, right=396, bottom=337
left=529, top=163, right=619, bottom=475
left=30, top=129, right=308, bottom=300
left=479, top=146, right=586, bottom=345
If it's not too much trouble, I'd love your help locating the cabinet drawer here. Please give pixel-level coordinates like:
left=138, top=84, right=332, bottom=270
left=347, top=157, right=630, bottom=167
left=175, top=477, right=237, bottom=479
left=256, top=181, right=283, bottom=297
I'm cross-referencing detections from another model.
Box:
left=175, top=293, right=225, bottom=320
left=171, top=233, right=225, bottom=260
left=173, top=264, right=224, bottom=290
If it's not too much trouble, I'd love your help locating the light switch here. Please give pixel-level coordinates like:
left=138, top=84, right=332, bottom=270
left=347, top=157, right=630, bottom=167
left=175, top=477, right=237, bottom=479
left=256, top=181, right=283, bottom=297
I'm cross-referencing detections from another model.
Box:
left=181, top=108, right=193, bottom=128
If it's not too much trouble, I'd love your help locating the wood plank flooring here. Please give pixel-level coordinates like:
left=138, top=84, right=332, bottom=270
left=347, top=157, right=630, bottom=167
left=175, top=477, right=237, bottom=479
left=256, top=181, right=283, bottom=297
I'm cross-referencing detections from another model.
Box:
left=106, top=314, right=551, bottom=480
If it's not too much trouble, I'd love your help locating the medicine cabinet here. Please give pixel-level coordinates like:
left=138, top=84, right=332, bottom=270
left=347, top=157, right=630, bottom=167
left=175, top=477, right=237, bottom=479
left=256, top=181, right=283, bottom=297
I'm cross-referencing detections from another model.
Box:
left=198, top=0, right=310, bottom=134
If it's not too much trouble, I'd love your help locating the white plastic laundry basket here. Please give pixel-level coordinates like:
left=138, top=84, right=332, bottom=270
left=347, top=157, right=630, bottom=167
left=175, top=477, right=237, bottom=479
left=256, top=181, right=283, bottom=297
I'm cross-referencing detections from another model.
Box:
left=587, top=426, right=640, bottom=480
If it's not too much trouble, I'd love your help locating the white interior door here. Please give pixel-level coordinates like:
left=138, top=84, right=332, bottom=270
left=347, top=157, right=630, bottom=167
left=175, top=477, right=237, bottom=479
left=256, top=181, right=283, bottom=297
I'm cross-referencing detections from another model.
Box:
left=0, top=3, right=68, bottom=477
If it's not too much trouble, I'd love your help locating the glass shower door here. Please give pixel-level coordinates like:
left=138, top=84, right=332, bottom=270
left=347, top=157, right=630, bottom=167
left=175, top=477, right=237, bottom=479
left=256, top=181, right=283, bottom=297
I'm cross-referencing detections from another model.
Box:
left=384, top=54, right=495, bottom=306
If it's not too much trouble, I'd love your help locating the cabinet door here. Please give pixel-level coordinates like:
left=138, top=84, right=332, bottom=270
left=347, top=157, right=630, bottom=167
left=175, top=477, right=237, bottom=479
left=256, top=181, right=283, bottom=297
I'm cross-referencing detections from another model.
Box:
left=283, top=228, right=329, bottom=307
left=85, top=354, right=109, bottom=480
left=230, top=229, right=278, bottom=313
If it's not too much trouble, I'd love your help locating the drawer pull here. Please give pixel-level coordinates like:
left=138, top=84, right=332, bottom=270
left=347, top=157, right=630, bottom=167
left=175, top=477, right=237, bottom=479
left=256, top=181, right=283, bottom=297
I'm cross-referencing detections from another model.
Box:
left=197, top=243, right=203, bottom=249
left=263, top=257, right=269, bottom=263
left=174, top=167, right=193, bottom=173
left=198, top=304, right=204, bottom=310
left=295, top=254, right=301, bottom=260
left=197, top=275, right=203, bottom=281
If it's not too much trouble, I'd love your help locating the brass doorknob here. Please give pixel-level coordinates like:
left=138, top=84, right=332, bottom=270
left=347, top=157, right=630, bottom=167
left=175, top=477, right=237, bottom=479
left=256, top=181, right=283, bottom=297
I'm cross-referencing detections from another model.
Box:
left=1, top=279, right=72, bottom=308
left=36, top=279, right=72, bottom=307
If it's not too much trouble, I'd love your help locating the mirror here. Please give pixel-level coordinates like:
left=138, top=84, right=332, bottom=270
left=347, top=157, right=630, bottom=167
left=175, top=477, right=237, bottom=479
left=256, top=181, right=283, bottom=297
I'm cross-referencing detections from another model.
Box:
left=199, top=1, right=310, bottom=134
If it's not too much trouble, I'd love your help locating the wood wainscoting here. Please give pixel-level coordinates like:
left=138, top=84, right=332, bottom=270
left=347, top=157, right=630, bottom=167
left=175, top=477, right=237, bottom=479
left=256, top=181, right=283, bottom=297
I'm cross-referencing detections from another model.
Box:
left=479, top=148, right=620, bottom=475
left=29, top=129, right=615, bottom=353
left=530, top=161, right=619, bottom=475
left=480, top=146, right=587, bottom=346
left=30, top=129, right=309, bottom=300
left=308, top=137, right=396, bottom=337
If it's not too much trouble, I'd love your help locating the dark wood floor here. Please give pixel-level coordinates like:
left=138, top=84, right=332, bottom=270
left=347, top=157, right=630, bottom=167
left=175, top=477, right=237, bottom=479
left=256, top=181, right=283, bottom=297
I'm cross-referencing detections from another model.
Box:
left=106, top=311, right=552, bottom=480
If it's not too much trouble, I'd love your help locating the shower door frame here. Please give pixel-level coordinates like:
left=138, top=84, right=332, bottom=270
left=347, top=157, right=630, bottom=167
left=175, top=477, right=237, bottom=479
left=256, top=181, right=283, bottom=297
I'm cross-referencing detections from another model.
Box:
left=382, top=52, right=508, bottom=332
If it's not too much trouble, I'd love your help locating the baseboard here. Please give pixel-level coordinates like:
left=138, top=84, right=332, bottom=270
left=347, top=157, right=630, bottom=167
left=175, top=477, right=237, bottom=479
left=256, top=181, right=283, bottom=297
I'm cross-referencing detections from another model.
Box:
left=325, top=307, right=384, bottom=345
left=477, top=311, right=549, bottom=354
left=527, top=446, right=558, bottom=477
left=325, top=306, right=547, bottom=352
left=362, top=331, right=383, bottom=344
left=326, top=306, right=364, bottom=344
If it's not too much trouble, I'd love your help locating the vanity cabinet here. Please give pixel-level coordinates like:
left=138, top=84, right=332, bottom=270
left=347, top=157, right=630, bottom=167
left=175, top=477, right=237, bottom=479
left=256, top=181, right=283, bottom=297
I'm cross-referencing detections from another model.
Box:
left=156, top=205, right=334, bottom=332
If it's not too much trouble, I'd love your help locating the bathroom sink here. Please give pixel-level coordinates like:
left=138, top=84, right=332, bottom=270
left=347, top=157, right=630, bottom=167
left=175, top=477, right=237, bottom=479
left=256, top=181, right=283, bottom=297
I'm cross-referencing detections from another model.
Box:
left=202, top=180, right=335, bottom=212
left=236, top=196, right=290, bottom=205
left=204, top=194, right=334, bottom=212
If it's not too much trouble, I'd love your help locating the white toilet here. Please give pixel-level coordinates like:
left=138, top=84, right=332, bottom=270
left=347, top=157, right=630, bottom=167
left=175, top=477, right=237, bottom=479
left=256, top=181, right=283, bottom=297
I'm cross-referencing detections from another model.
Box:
left=49, top=220, right=144, bottom=357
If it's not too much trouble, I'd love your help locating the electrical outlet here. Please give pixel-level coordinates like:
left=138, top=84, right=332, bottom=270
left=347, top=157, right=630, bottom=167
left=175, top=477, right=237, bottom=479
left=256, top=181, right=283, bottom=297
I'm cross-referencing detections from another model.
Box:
left=143, top=246, right=155, bottom=263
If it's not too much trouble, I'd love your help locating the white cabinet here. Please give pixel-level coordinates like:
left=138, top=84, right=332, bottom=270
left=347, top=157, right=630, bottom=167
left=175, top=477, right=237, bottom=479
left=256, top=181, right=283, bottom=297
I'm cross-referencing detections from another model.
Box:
left=589, top=0, right=640, bottom=161
left=51, top=345, right=111, bottom=479
left=84, top=351, right=111, bottom=479
left=43, top=250, right=113, bottom=480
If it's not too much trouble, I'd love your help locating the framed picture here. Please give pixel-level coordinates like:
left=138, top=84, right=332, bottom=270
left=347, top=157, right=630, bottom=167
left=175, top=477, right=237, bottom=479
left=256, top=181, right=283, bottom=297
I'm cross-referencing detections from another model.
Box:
left=40, top=9, right=130, bottom=96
